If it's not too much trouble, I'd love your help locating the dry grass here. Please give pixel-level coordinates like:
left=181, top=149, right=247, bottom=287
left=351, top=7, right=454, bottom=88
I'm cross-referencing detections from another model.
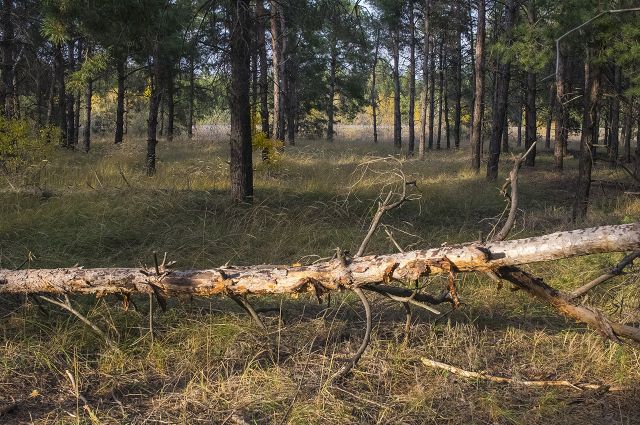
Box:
left=1, top=132, right=640, bottom=424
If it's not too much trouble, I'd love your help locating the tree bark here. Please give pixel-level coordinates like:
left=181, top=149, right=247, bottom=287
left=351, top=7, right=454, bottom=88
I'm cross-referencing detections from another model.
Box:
left=573, top=51, right=600, bottom=222
left=270, top=0, right=285, bottom=142
left=115, top=57, right=126, bottom=144
left=66, top=41, right=76, bottom=148
left=229, top=0, right=253, bottom=202
left=0, top=0, right=14, bottom=118
left=428, top=34, right=436, bottom=150
left=454, top=17, right=462, bottom=149
left=188, top=54, right=195, bottom=139
left=285, top=49, right=296, bottom=146
left=436, top=38, right=443, bottom=150
left=83, top=45, right=93, bottom=152
left=622, top=99, right=633, bottom=163
left=2, top=224, right=638, bottom=297
left=392, top=24, right=402, bottom=150
left=327, top=31, right=337, bottom=141
left=408, top=0, right=416, bottom=156
left=524, top=71, right=537, bottom=166
left=146, top=49, right=161, bottom=177
left=554, top=45, right=568, bottom=171
left=487, top=0, right=514, bottom=181
left=54, top=43, right=67, bottom=145
left=166, top=69, right=175, bottom=142
left=609, top=65, right=621, bottom=167
left=256, top=0, right=269, bottom=135
left=470, top=0, right=485, bottom=171
left=544, top=82, right=554, bottom=150
left=419, top=0, right=430, bottom=157
left=372, top=28, right=380, bottom=145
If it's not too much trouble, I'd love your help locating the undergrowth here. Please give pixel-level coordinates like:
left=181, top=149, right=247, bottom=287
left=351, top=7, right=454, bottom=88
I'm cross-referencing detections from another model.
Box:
left=1, top=134, right=639, bottom=424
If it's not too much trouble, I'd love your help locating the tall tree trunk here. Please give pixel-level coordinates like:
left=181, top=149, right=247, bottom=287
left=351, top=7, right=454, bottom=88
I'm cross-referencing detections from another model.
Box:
left=270, top=0, right=285, bottom=142
left=444, top=65, right=450, bottom=149
left=609, top=65, right=621, bottom=167
left=517, top=103, right=522, bottom=147
left=66, top=41, right=75, bottom=148
left=454, top=20, right=462, bottom=149
left=428, top=35, right=436, bottom=150
left=285, top=50, right=296, bottom=146
left=54, top=44, right=66, bottom=145
left=1, top=0, right=14, bottom=118
left=83, top=45, right=93, bottom=152
left=573, top=51, right=600, bottom=222
left=146, top=50, right=161, bottom=177
left=502, top=113, right=509, bottom=153
left=419, top=0, right=430, bottom=157
left=372, top=28, right=380, bottom=145
left=408, top=0, right=416, bottom=155
left=327, top=32, right=337, bottom=141
left=554, top=45, right=568, bottom=171
left=229, top=0, right=253, bottom=202
left=115, top=57, right=126, bottom=144
left=166, top=69, right=175, bottom=142
left=436, top=38, right=443, bottom=150
left=188, top=54, right=195, bottom=139
left=392, top=25, right=402, bottom=150
left=622, top=99, right=634, bottom=163
left=470, top=0, right=486, bottom=171
left=257, top=0, right=269, bottom=135
left=544, top=82, right=554, bottom=150
left=524, top=71, right=537, bottom=166
left=487, top=0, right=514, bottom=181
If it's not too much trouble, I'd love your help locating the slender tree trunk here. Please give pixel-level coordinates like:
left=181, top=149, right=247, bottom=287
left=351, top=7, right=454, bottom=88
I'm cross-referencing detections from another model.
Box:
left=444, top=64, right=450, bottom=149
left=454, top=20, right=462, bottom=149
left=502, top=113, right=509, bottom=153
left=573, top=51, right=600, bottom=222
left=392, top=25, right=402, bottom=150
left=408, top=0, right=416, bottom=155
left=428, top=36, right=436, bottom=150
left=622, top=99, right=634, bottom=163
left=327, top=32, right=337, bottom=141
left=555, top=45, right=568, bottom=171
left=159, top=98, right=164, bottom=136
left=372, top=28, right=380, bottom=145
left=419, top=0, right=430, bottom=157
left=0, top=0, right=14, bottom=118
left=188, top=54, right=195, bottom=139
left=115, top=57, right=126, bottom=144
left=54, top=44, right=66, bottom=145
left=257, top=0, right=269, bottom=135
left=229, top=0, right=253, bottom=202
left=146, top=49, right=161, bottom=177
left=285, top=50, right=296, bottom=146
left=436, top=38, right=443, bottom=150
left=517, top=103, right=522, bottom=147
left=545, top=83, right=554, bottom=150
left=83, top=45, right=92, bottom=152
left=167, top=70, right=175, bottom=142
left=66, top=41, right=75, bottom=148
left=487, top=0, right=514, bottom=181
left=524, top=71, right=537, bottom=166
left=470, top=0, right=486, bottom=171
left=269, top=0, right=281, bottom=140
left=609, top=65, right=621, bottom=167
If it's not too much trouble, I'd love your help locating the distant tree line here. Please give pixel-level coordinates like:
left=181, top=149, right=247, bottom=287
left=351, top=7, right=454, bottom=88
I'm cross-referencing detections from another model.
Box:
left=1, top=0, right=640, bottom=215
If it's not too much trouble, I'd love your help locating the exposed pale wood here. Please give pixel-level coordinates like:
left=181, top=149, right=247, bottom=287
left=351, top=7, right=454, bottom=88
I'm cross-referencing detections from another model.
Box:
left=1, top=224, right=639, bottom=297
left=420, top=357, right=625, bottom=391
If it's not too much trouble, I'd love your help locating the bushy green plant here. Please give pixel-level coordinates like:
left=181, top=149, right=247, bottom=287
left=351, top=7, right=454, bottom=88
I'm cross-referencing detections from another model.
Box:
left=0, top=118, right=56, bottom=174
left=252, top=131, right=284, bottom=165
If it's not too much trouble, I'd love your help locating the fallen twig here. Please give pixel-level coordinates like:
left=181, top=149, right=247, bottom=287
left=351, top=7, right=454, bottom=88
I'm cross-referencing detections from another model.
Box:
left=420, top=357, right=625, bottom=391
left=568, top=251, right=640, bottom=300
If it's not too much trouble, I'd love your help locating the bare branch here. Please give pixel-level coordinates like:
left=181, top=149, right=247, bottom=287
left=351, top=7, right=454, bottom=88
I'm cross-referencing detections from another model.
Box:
left=568, top=251, right=640, bottom=300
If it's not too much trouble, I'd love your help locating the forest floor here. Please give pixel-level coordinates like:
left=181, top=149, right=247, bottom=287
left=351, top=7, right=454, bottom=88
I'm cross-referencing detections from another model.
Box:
left=1, top=135, right=640, bottom=424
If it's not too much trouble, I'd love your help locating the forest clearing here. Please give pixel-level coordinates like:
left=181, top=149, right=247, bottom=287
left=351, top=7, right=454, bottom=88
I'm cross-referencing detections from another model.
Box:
left=2, top=0, right=640, bottom=423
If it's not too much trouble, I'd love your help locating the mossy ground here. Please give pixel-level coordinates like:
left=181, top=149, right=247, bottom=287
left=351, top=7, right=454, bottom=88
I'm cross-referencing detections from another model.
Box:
left=1, top=133, right=639, bottom=424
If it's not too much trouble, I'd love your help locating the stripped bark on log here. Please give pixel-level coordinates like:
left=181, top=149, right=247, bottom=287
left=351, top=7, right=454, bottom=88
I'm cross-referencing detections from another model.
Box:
left=1, top=224, right=638, bottom=297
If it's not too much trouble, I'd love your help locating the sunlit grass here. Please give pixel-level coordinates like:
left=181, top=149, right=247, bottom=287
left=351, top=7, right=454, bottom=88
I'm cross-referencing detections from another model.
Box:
left=1, top=133, right=640, bottom=423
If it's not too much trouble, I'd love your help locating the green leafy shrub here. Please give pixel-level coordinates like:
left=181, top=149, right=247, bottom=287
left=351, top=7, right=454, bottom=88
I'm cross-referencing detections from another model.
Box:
left=0, top=118, right=56, bottom=174
left=252, top=131, right=283, bottom=165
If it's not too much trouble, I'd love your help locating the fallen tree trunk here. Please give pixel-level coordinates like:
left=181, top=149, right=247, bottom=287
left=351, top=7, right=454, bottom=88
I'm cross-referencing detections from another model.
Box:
left=1, top=224, right=638, bottom=297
